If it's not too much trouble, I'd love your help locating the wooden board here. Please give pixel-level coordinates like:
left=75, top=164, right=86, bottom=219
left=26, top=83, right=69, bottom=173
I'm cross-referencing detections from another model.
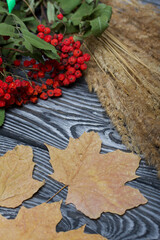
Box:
left=0, top=1, right=160, bottom=240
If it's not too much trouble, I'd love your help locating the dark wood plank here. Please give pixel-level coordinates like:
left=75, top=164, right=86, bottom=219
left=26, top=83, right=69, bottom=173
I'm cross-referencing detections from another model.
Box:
left=0, top=1, right=160, bottom=239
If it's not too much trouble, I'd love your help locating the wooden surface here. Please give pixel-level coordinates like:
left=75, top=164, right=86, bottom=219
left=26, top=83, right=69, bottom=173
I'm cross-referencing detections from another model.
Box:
left=0, top=1, right=160, bottom=240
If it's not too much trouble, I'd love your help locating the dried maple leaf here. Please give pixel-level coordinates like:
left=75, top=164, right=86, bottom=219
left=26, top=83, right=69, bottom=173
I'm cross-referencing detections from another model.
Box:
left=0, top=145, right=44, bottom=208
left=46, top=131, right=148, bottom=219
left=0, top=201, right=107, bottom=240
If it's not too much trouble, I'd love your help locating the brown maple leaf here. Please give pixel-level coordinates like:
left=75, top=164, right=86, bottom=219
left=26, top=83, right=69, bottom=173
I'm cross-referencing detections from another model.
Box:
left=0, top=201, right=107, bottom=240
left=46, top=131, right=148, bottom=219
left=0, top=145, right=44, bottom=208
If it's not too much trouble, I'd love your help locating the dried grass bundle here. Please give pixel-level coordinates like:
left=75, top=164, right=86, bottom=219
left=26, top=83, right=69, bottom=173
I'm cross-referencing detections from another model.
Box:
left=83, top=0, right=160, bottom=176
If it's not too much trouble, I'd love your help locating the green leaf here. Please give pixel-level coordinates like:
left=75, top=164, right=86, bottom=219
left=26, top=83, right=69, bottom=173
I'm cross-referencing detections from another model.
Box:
left=47, top=1, right=55, bottom=23
left=22, top=29, right=59, bottom=60
left=71, top=2, right=94, bottom=26
left=85, top=0, right=94, bottom=4
left=0, top=109, right=5, bottom=127
left=11, top=14, right=28, bottom=30
left=21, top=16, right=35, bottom=22
left=0, top=5, right=8, bottom=14
left=91, top=4, right=112, bottom=20
left=24, top=41, right=33, bottom=53
left=90, top=16, right=108, bottom=36
left=0, top=23, right=16, bottom=37
left=65, top=23, right=79, bottom=34
left=57, top=0, right=82, bottom=14
left=44, top=50, right=60, bottom=61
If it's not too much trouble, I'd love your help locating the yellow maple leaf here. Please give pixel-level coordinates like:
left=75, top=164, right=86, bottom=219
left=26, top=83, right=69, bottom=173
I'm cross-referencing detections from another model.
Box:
left=46, top=131, right=148, bottom=219
left=0, top=145, right=44, bottom=208
left=0, top=201, right=107, bottom=240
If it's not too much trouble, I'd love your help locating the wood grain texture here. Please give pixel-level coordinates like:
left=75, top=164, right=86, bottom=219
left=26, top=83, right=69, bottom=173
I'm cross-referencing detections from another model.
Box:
left=0, top=1, right=160, bottom=239
left=0, top=78, right=160, bottom=240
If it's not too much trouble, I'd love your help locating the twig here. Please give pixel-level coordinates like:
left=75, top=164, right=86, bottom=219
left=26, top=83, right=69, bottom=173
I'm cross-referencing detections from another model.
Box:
left=23, top=0, right=40, bottom=24
left=46, top=184, right=68, bottom=203
left=0, top=47, right=27, bottom=54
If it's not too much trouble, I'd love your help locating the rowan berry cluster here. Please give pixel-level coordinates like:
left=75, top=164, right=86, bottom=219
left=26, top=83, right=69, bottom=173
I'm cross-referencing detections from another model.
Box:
left=0, top=74, right=62, bottom=108
left=0, top=24, right=90, bottom=108
left=36, top=24, right=90, bottom=86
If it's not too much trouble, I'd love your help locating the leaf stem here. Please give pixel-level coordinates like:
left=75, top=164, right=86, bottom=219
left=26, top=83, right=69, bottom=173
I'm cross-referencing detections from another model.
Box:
left=23, top=0, right=40, bottom=24
left=46, top=184, right=68, bottom=203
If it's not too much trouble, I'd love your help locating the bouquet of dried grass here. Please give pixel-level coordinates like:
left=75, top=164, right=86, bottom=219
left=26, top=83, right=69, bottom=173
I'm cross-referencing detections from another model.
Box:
left=83, top=0, right=160, bottom=176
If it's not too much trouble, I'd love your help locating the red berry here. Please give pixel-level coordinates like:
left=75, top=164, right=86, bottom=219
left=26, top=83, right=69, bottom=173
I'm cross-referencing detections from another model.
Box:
left=42, top=84, right=47, bottom=90
left=13, top=59, right=21, bottom=66
left=44, top=27, right=51, bottom=34
left=37, top=32, right=44, bottom=39
left=26, top=87, right=34, bottom=96
left=58, top=65, right=65, bottom=70
left=23, top=60, right=31, bottom=67
left=0, top=88, right=5, bottom=97
left=80, top=63, right=87, bottom=70
left=33, top=73, right=38, bottom=80
left=38, top=71, right=45, bottom=78
left=53, top=81, right=60, bottom=88
left=61, top=59, right=68, bottom=66
left=30, top=59, right=36, bottom=65
left=5, top=76, right=13, bottom=83
left=73, top=49, right=82, bottom=57
left=74, top=41, right=81, bottom=49
left=0, top=80, right=3, bottom=87
left=35, top=85, right=42, bottom=94
left=69, top=36, right=74, bottom=43
left=27, top=71, right=33, bottom=77
left=0, top=57, right=3, bottom=66
left=37, top=24, right=45, bottom=32
left=77, top=56, right=84, bottom=64
left=15, top=79, right=22, bottom=88
left=63, top=38, right=71, bottom=46
left=68, top=75, right=76, bottom=83
left=32, top=64, right=39, bottom=71
left=47, top=89, right=54, bottom=97
left=68, top=56, right=76, bottom=65
left=67, top=67, right=76, bottom=75
left=53, top=34, right=58, bottom=39
left=75, top=70, right=82, bottom=78
left=58, top=33, right=64, bottom=41
left=61, top=46, right=69, bottom=53
left=1, top=82, right=8, bottom=91
left=22, top=80, right=30, bottom=88
left=0, top=100, right=5, bottom=107
left=46, top=79, right=54, bottom=86
left=44, top=35, right=52, bottom=43
left=53, top=88, right=62, bottom=97
left=45, top=64, right=52, bottom=72
left=74, top=63, right=80, bottom=69
left=58, top=73, right=65, bottom=81
left=61, top=53, right=68, bottom=59
left=30, top=97, right=38, bottom=104
left=51, top=39, right=58, bottom=46
left=83, top=53, right=91, bottom=61
left=63, top=78, right=70, bottom=86
left=40, top=92, right=48, bottom=100
left=4, top=93, right=11, bottom=101
left=8, top=82, right=17, bottom=90
left=57, top=13, right=63, bottom=20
